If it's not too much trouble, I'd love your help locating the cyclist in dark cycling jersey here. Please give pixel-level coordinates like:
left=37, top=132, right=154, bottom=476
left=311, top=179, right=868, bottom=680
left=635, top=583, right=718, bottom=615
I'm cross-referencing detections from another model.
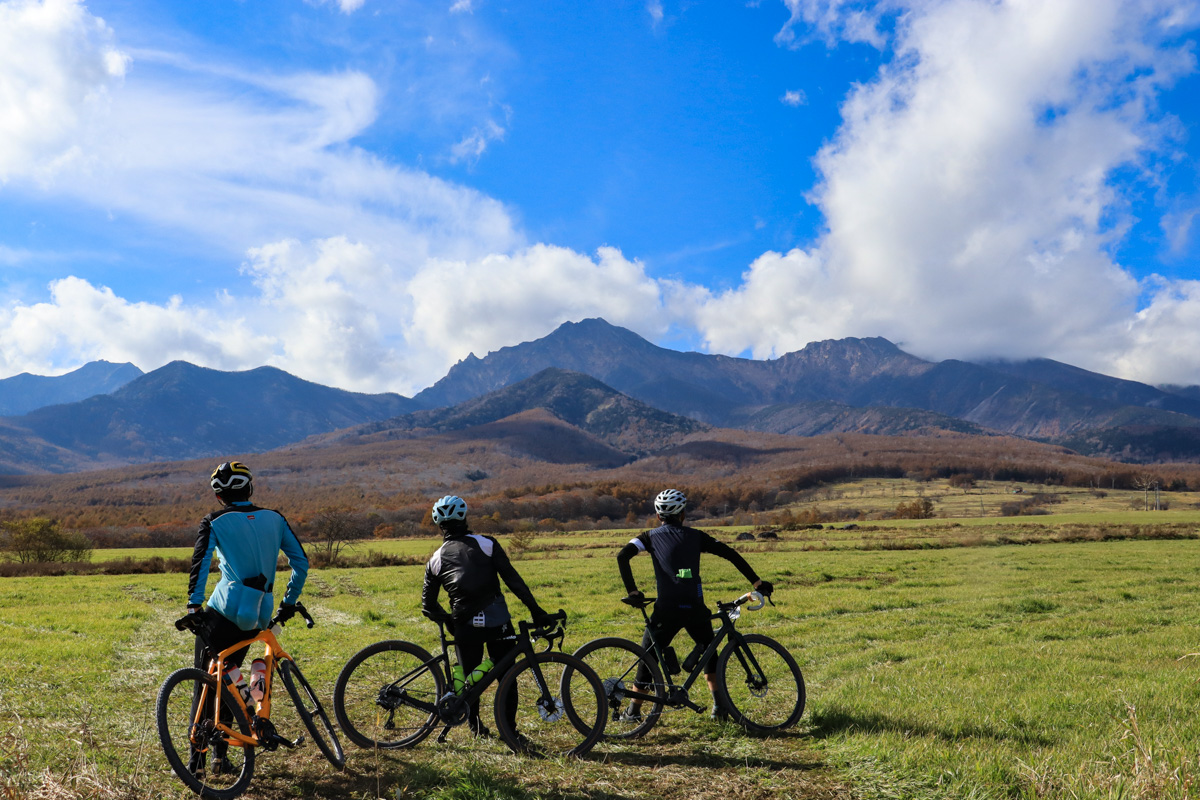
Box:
left=617, top=488, right=773, bottom=721
left=421, top=494, right=551, bottom=738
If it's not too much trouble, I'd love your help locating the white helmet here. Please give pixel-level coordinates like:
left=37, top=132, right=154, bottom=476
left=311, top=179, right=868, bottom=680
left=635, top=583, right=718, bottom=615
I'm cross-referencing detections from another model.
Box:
left=654, top=489, right=687, bottom=517
left=431, top=495, right=468, bottom=525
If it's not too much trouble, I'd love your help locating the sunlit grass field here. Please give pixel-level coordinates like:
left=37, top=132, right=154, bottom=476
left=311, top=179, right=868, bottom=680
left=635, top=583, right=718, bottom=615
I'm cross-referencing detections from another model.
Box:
left=5, top=527, right=1200, bottom=799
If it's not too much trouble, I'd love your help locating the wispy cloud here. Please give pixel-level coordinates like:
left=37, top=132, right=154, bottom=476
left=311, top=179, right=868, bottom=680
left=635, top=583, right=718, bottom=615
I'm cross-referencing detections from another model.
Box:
left=449, top=119, right=506, bottom=165
left=648, top=0, right=665, bottom=27
left=781, top=89, right=807, bottom=106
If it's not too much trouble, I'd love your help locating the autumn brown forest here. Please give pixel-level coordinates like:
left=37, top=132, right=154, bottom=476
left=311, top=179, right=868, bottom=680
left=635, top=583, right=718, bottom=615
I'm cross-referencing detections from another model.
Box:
left=3, top=424, right=1199, bottom=557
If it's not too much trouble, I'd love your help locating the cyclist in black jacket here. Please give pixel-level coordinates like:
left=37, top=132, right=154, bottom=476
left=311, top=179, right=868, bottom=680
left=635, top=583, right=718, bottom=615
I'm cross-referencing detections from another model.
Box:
left=421, top=495, right=551, bottom=737
left=617, top=489, right=772, bottom=721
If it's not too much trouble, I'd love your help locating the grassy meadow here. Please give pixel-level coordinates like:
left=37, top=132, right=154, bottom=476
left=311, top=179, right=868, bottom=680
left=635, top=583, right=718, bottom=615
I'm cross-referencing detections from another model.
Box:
left=5, top=503, right=1200, bottom=799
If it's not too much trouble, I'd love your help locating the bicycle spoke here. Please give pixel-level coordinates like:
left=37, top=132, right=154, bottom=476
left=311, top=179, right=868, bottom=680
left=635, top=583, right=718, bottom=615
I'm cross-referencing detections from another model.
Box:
left=156, top=667, right=254, bottom=799
left=572, top=637, right=666, bottom=740
left=716, top=635, right=805, bottom=733
left=334, top=640, right=443, bottom=749
left=494, top=652, right=606, bottom=758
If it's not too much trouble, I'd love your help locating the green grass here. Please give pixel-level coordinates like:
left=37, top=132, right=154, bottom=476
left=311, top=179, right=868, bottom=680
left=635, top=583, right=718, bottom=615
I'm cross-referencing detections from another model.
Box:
left=6, top=535, right=1200, bottom=799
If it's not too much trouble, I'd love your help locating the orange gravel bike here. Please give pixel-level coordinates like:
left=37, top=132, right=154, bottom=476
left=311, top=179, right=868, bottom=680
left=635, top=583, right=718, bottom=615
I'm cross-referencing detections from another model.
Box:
left=157, top=602, right=345, bottom=799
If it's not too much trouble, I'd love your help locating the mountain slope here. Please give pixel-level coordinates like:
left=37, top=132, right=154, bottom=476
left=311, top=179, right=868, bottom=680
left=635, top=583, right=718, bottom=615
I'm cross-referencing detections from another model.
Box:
left=414, top=318, right=784, bottom=421
left=11, top=361, right=417, bottom=464
left=412, top=318, right=1200, bottom=452
left=981, top=358, right=1200, bottom=419
left=314, top=367, right=707, bottom=458
left=730, top=401, right=992, bottom=437
left=0, top=361, right=144, bottom=415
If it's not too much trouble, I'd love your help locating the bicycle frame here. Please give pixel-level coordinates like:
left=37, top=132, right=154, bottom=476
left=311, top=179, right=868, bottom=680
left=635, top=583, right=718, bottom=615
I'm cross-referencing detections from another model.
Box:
left=375, top=612, right=565, bottom=726
left=198, top=627, right=291, bottom=749
left=622, top=593, right=768, bottom=711
left=183, top=605, right=315, bottom=752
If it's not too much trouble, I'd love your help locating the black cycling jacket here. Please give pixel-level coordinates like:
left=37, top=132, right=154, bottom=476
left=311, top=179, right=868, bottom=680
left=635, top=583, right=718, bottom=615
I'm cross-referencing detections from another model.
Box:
left=422, top=533, right=543, bottom=623
left=617, top=523, right=759, bottom=611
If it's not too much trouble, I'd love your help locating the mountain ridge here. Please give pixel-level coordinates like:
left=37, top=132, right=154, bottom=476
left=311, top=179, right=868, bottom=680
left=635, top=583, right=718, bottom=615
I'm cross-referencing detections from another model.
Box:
left=0, top=360, right=144, bottom=416
left=3, top=361, right=417, bottom=469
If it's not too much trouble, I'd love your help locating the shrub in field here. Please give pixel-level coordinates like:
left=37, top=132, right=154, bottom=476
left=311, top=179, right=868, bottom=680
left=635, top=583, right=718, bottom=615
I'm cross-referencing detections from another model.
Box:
left=509, top=527, right=536, bottom=558
left=947, top=472, right=977, bottom=489
left=0, top=518, right=92, bottom=564
left=891, top=498, right=935, bottom=519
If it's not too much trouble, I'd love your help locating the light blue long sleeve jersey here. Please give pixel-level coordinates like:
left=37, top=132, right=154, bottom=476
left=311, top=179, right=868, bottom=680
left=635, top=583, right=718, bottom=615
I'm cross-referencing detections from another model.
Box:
left=188, top=501, right=309, bottom=631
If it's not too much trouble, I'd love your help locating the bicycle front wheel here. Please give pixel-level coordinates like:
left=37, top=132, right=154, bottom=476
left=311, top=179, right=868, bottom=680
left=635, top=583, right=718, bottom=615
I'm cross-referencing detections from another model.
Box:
left=714, top=634, right=805, bottom=733
left=333, top=639, right=443, bottom=750
left=571, top=637, right=665, bottom=739
left=278, top=659, right=345, bottom=768
left=493, top=651, right=606, bottom=758
left=157, top=667, right=255, bottom=800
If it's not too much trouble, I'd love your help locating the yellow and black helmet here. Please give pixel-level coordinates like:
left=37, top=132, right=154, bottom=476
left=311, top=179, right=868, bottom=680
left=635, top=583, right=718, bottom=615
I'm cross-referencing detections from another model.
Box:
left=210, top=461, right=253, bottom=494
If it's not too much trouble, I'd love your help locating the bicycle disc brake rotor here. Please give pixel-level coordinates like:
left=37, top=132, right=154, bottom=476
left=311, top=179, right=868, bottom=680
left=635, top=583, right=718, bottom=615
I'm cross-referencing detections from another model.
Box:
left=537, top=696, right=564, bottom=722
left=747, top=677, right=769, bottom=699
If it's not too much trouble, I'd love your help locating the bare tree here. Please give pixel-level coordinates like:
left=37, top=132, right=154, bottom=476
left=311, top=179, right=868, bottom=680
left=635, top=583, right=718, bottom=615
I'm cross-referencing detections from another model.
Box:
left=1133, top=473, right=1161, bottom=511
left=308, top=507, right=370, bottom=566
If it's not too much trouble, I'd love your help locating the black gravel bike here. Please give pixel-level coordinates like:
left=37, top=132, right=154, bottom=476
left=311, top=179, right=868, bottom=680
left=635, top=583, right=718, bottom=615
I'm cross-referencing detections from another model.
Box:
left=333, top=610, right=607, bottom=757
left=572, top=591, right=804, bottom=738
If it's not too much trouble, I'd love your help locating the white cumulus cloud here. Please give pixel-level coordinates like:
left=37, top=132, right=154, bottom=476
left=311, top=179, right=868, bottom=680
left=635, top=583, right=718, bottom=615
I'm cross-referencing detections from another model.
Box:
left=0, top=276, right=271, bottom=376
left=406, top=244, right=684, bottom=374
left=695, top=0, right=1200, bottom=384
left=0, top=0, right=129, bottom=182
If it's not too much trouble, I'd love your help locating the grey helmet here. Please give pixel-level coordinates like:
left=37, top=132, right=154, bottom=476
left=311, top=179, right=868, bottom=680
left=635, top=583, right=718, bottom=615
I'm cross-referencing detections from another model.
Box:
left=654, top=489, right=687, bottom=517
left=432, top=495, right=468, bottom=525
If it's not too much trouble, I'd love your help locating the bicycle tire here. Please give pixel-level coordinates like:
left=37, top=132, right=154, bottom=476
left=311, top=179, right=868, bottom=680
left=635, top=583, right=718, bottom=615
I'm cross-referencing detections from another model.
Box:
left=714, top=633, right=805, bottom=733
left=493, top=651, right=606, bottom=758
left=278, top=659, right=346, bottom=768
left=571, top=637, right=666, bottom=739
left=333, top=639, right=443, bottom=750
left=157, top=667, right=255, bottom=799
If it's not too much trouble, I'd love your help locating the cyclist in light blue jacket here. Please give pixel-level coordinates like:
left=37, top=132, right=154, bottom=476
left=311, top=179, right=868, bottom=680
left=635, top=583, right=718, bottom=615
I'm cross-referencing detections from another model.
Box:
left=187, top=461, right=309, bottom=675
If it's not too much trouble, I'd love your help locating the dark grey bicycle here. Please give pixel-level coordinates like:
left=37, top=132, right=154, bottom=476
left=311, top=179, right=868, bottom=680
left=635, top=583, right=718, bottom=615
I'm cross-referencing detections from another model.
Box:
left=572, top=591, right=804, bottom=738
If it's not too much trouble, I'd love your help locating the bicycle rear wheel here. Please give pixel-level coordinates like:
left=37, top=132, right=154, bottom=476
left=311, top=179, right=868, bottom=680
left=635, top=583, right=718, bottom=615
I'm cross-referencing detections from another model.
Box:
left=493, top=651, right=606, bottom=758
left=278, top=659, right=345, bottom=768
left=571, top=637, right=665, bottom=739
left=333, top=639, right=443, bottom=749
left=157, top=667, right=255, bottom=799
left=714, top=634, right=805, bottom=733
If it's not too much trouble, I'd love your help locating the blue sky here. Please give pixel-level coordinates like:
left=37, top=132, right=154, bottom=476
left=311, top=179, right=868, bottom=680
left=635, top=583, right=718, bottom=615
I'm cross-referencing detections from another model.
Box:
left=0, top=0, right=1198, bottom=395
